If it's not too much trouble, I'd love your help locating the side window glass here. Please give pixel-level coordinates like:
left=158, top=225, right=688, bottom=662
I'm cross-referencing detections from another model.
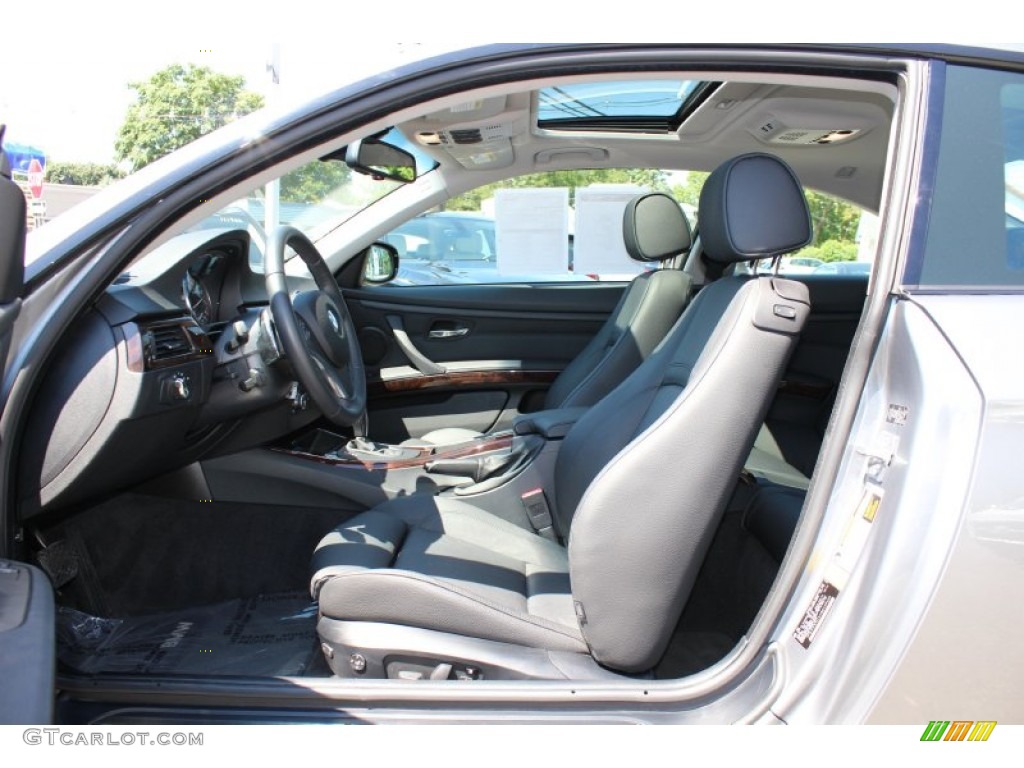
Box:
left=381, top=170, right=682, bottom=286
left=778, top=191, right=871, bottom=277
left=654, top=170, right=871, bottom=279
left=912, top=65, right=1024, bottom=288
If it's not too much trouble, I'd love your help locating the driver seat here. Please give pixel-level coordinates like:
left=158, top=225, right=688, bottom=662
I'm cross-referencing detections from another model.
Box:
left=310, top=154, right=813, bottom=679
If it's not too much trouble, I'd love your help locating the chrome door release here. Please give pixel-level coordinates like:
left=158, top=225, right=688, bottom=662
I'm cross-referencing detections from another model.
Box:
left=428, top=327, right=469, bottom=339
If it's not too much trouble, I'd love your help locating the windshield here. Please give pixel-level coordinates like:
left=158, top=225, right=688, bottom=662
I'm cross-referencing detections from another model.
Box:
left=189, top=128, right=438, bottom=270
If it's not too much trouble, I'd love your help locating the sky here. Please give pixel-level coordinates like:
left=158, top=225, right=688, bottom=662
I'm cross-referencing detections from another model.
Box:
left=0, top=2, right=1013, bottom=164
left=0, top=11, right=456, bottom=163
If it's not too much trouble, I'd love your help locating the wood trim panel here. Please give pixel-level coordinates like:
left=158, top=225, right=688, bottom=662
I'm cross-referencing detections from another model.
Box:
left=369, top=369, right=558, bottom=395
left=122, top=319, right=214, bottom=373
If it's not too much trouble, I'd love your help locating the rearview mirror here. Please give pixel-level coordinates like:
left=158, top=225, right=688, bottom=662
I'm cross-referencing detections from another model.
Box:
left=346, top=139, right=416, bottom=184
left=362, top=242, right=400, bottom=284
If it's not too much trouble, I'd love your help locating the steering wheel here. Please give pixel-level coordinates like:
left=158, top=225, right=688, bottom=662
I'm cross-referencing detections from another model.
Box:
left=265, top=226, right=366, bottom=427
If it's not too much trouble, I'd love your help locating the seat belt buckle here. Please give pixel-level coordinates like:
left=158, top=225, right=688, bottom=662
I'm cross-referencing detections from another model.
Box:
left=521, top=488, right=556, bottom=540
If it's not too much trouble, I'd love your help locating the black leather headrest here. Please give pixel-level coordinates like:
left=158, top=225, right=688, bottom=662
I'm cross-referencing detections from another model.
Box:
left=622, top=192, right=693, bottom=262
left=699, top=153, right=813, bottom=264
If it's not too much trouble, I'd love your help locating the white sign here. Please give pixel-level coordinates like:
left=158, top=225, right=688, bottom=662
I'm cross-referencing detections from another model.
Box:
left=495, top=188, right=569, bottom=275
left=573, top=186, right=648, bottom=277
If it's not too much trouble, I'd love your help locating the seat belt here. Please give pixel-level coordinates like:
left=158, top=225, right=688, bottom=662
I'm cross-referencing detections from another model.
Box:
left=521, top=488, right=557, bottom=541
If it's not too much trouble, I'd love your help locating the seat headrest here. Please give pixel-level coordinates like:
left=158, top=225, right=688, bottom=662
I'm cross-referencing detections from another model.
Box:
left=699, top=153, right=813, bottom=264
left=622, top=192, right=693, bottom=262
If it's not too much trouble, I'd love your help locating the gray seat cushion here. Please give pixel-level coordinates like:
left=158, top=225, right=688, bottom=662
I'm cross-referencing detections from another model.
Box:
left=312, top=495, right=585, bottom=653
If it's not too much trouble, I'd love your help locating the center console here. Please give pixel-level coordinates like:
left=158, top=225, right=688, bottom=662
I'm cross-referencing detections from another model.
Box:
left=278, top=427, right=542, bottom=496
left=200, top=408, right=587, bottom=532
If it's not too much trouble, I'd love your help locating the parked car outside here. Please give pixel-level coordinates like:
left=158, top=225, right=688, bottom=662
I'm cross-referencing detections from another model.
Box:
left=814, top=260, right=873, bottom=275
left=779, top=256, right=825, bottom=274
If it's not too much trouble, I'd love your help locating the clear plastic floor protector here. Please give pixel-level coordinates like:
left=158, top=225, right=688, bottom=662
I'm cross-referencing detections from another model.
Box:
left=58, top=593, right=319, bottom=677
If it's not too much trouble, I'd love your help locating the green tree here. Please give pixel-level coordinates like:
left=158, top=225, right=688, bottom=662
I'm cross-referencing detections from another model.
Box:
left=44, top=161, right=125, bottom=187
left=115, top=64, right=265, bottom=172
left=279, top=161, right=351, bottom=204
left=793, top=239, right=859, bottom=263
left=671, top=171, right=861, bottom=257
left=804, top=190, right=861, bottom=244
left=670, top=171, right=709, bottom=208
left=444, top=168, right=669, bottom=211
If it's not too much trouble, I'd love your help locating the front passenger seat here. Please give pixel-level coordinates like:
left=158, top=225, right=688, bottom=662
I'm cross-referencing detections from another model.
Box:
left=410, top=192, right=694, bottom=446
left=311, top=153, right=813, bottom=680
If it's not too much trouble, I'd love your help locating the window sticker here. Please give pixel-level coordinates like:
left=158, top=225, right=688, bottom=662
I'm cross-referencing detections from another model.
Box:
left=573, top=186, right=649, bottom=277
left=494, top=188, right=569, bottom=275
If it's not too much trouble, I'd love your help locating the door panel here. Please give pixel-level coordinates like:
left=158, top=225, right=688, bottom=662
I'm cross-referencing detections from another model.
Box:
left=345, top=283, right=625, bottom=442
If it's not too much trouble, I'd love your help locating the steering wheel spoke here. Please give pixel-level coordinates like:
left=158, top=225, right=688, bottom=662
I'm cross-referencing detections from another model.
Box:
left=265, top=226, right=367, bottom=427
left=310, top=351, right=351, bottom=399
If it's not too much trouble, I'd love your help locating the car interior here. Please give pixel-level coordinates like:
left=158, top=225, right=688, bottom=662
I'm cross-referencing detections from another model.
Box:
left=18, top=67, right=897, bottom=688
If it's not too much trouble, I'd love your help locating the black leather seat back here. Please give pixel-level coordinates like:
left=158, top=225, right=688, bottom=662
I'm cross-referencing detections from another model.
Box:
left=543, top=192, right=694, bottom=410
left=553, top=153, right=813, bottom=672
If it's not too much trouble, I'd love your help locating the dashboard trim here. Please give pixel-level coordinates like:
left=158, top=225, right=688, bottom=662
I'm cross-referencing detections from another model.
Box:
left=368, top=369, right=559, bottom=395
left=122, top=319, right=215, bottom=373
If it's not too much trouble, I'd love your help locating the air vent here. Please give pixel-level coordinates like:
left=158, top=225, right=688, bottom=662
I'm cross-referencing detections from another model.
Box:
left=145, top=324, right=192, bottom=363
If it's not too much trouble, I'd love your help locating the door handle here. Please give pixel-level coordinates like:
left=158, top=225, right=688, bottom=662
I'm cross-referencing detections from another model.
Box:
left=385, top=315, right=446, bottom=376
left=428, top=327, right=469, bottom=339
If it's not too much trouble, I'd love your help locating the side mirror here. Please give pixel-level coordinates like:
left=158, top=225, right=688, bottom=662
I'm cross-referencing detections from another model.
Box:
left=362, top=242, right=400, bottom=285
left=345, top=138, right=416, bottom=184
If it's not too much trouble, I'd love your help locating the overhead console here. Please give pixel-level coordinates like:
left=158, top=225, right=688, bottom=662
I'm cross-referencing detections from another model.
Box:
left=404, top=95, right=524, bottom=170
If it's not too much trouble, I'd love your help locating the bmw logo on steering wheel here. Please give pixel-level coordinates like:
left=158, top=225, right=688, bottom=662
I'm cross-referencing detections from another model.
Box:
left=327, top=307, right=341, bottom=335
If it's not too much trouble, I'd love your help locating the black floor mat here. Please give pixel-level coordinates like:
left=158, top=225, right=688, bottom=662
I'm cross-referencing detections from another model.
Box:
left=38, top=493, right=357, bottom=617
left=655, top=631, right=737, bottom=678
left=58, top=593, right=320, bottom=677
left=654, top=506, right=782, bottom=679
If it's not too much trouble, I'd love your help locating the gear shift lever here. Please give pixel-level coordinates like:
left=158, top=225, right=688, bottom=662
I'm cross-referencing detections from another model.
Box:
left=343, top=411, right=421, bottom=460
left=344, top=411, right=378, bottom=454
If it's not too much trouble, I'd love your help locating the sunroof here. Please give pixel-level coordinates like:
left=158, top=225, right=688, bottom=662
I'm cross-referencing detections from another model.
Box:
left=537, top=80, right=715, bottom=131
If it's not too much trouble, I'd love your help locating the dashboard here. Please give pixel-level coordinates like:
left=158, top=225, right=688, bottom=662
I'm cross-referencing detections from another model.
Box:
left=19, top=228, right=322, bottom=516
